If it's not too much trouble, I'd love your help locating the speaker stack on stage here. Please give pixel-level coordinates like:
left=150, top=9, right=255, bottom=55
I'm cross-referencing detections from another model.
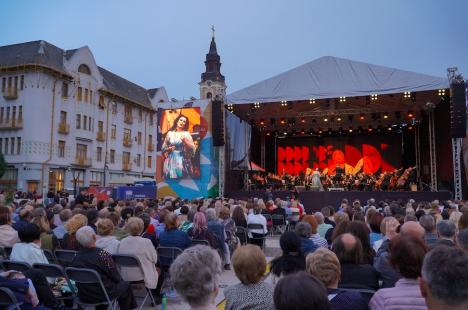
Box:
left=212, top=96, right=225, bottom=146
left=450, top=77, right=467, bottom=138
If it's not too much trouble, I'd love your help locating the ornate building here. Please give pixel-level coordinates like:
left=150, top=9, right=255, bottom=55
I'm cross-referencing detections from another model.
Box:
left=199, top=31, right=226, bottom=100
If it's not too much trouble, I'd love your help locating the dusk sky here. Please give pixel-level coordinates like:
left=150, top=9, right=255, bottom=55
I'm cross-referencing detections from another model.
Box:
left=1, top=0, right=467, bottom=99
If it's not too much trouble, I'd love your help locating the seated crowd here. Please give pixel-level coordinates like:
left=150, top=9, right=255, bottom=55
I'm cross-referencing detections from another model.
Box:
left=0, top=192, right=467, bottom=309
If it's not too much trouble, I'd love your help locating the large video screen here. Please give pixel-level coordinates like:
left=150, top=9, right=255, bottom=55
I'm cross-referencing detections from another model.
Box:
left=159, top=108, right=201, bottom=180
left=277, top=135, right=401, bottom=176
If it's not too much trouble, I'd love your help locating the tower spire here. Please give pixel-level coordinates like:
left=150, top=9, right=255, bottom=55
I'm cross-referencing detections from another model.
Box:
left=199, top=30, right=226, bottom=100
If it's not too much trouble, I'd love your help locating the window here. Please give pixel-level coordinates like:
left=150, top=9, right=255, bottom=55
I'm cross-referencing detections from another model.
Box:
left=84, top=88, right=88, bottom=103
left=83, top=115, right=87, bottom=131
left=1, top=77, right=5, bottom=92
left=78, top=64, right=91, bottom=75
left=12, top=107, right=16, bottom=123
left=137, top=132, right=142, bottom=145
left=60, top=111, right=67, bottom=123
left=112, top=102, right=117, bottom=114
left=110, top=149, right=115, bottom=164
left=148, top=134, right=153, bottom=146
left=4, top=138, right=8, bottom=155
left=0, top=108, right=3, bottom=123
left=97, top=147, right=102, bottom=162
left=61, top=82, right=68, bottom=98
left=147, top=156, right=152, bottom=168
left=0, top=138, right=2, bottom=153
left=14, top=76, right=18, bottom=90
left=89, top=90, right=93, bottom=104
left=122, top=152, right=130, bottom=165
left=58, top=141, right=65, bottom=157
left=111, top=124, right=116, bottom=139
left=18, top=106, right=22, bottom=122
left=88, top=116, right=93, bottom=131
left=10, top=138, right=14, bottom=155
left=99, top=95, right=105, bottom=109
left=149, top=113, right=154, bottom=126
left=124, top=105, right=132, bottom=121
left=98, top=121, right=104, bottom=132
left=139, top=109, right=143, bottom=122
left=123, top=128, right=131, bottom=141
left=6, top=107, right=10, bottom=122
left=7, top=77, right=12, bottom=90
left=77, top=87, right=82, bottom=101
left=20, top=75, right=24, bottom=90
left=76, top=114, right=81, bottom=129
left=136, top=154, right=141, bottom=167
left=76, top=143, right=87, bottom=158
left=16, top=137, right=21, bottom=154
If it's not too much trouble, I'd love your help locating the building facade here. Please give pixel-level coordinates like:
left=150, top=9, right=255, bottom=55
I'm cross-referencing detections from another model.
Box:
left=0, top=40, right=168, bottom=194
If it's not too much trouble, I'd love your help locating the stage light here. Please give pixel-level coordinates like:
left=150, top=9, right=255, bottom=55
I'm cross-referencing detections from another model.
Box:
left=280, top=100, right=287, bottom=107
left=337, top=116, right=342, bottom=122
left=301, top=118, right=306, bottom=123
left=280, top=118, right=286, bottom=125
left=309, top=98, right=316, bottom=104
left=266, top=132, right=271, bottom=136
left=368, top=126, right=373, bottom=132
left=388, top=127, right=392, bottom=131
left=383, top=113, right=389, bottom=119
left=227, top=104, right=234, bottom=112
left=253, top=102, right=260, bottom=109
left=339, top=96, right=346, bottom=102
left=438, top=89, right=446, bottom=97
left=408, top=126, right=413, bottom=130
left=403, top=91, right=411, bottom=99
left=283, top=132, right=287, bottom=135
left=301, top=130, right=305, bottom=135
left=349, top=127, right=353, bottom=133
left=371, top=94, right=378, bottom=101
left=323, top=117, right=328, bottom=122
left=359, top=114, right=365, bottom=121
left=260, top=119, right=265, bottom=126
left=407, top=111, right=414, bottom=118
left=318, top=129, right=323, bottom=134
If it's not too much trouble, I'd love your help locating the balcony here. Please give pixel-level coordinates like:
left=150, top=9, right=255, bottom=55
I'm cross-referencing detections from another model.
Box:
left=2, top=88, right=18, bottom=100
left=122, top=162, right=132, bottom=171
left=74, top=156, right=92, bottom=167
left=96, top=131, right=106, bottom=142
left=123, top=137, right=132, bottom=147
left=0, top=118, right=23, bottom=130
left=147, top=143, right=155, bottom=152
left=58, top=122, right=70, bottom=134
left=124, top=114, right=133, bottom=124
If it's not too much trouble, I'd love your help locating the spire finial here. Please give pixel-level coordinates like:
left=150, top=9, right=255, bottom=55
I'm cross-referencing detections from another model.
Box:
left=211, top=25, right=215, bottom=39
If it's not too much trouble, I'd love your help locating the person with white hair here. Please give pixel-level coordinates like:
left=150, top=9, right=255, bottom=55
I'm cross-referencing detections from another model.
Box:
left=71, top=226, right=137, bottom=309
left=315, top=212, right=332, bottom=238
left=170, top=245, right=222, bottom=310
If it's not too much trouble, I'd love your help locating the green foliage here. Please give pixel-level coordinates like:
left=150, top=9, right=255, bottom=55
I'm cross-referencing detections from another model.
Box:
left=0, top=152, right=6, bottom=179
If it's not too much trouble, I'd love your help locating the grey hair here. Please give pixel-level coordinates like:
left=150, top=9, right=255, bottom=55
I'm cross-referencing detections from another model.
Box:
left=76, top=226, right=96, bottom=247
left=295, top=222, right=312, bottom=238
left=421, top=246, right=468, bottom=306
left=419, top=214, right=436, bottom=233
left=458, top=229, right=468, bottom=251
left=169, top=245, right=221, bottom=307
left=314, top=212, right=324, bottom=224
left=436, top=220, right=456, bottom=238
left=205, top=208, right=217, bottom=221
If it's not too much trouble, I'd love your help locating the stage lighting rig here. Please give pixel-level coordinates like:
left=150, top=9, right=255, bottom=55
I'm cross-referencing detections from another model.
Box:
left=323, top=117, right=329, bottom=122
left=339, top=96, right=347, bottom=103
left=336, top=116, right=342, bottom=122
left=371, top=94, right=378, bottom=101
left=309, top=98, right=316, bottom=104
left=438, top=89, right=446, bottom=97
left=280, top=100, right=288, bottom=107
left=403, top=91, right=411, bottom=99
left=359, top=114, right=365, bottom=121
left=407, top=111, right=414, bottom=118
left=383, top=113, right=389, bottom=119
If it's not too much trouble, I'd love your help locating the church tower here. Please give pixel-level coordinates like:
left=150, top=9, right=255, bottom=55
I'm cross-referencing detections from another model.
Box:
left=199, top=28, right=226, bottom=100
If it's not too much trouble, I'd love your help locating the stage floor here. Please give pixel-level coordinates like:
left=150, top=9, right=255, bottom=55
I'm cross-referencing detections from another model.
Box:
left=226, top=190, right=453, bottom=214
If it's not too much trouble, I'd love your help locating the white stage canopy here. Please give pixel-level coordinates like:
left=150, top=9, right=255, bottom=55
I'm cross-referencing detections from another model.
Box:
left=226, top=56, right=449, bottom=104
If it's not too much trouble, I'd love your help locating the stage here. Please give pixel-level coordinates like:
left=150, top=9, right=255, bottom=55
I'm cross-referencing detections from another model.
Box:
left=226, top=190, right=453, bottom=214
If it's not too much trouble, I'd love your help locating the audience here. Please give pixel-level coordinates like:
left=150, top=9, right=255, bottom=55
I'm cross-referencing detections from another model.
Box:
left=301, top=215, right=328, bottom=248
left=369, top=235, right=428, bottom=309
left=118, top=217, right=159, bottom=294
left=170, top=245, right=221, bottom=310
left=368, top=212, right=383, bottom=248
left=458, top=229, right=468, bottom=253
left=232, top=205, right=247, bottom=228
left=269, top=231, right=305, bottom=284
left=188, top=211, right=217, bottom=248
left=435, top=220, right=456, bottom=247
left=61, top=214, right=88, bottom=250
left=0, top=205, right=19, bottom=247
left=206, top=208, right=231, bottom=269
left=346, top=221, right=375, bottom=264
left=71, top=226, right=137, bottom=309
left=224, top=245, right=274, bottom=310
left=95, top=218, right=120, bottom=254
left=419, top=214, right=438, bottom=248
left=315, top=212, right=333, bottom=238
left=295, top=222, right=318, bottom=255
left=306, top=248, right=368, bottom=310
left=274, top=271, right=331, bottom=310
left=10, top=223, right=49, bottom=267
left=419, top=246, right=468, bottom=310
left=52, top=208, right=72, bottom=240
left=31, top=214, right=59, bottom=251
left=332, top=233, right=379, bottom=291
left=219, top=206, right=239, bottom=254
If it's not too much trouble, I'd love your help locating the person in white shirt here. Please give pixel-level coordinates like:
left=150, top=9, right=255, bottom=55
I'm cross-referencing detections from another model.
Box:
left=10, top=222, right=48, bottom=266
left=247, top=205, right=268, bottom=247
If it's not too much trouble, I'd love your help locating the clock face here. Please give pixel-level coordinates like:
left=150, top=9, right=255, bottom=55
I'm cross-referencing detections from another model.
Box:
left=207, top=81, right=212, bottom=86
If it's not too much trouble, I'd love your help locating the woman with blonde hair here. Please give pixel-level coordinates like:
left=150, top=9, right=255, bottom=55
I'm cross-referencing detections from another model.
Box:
left=95, top=218, right=120, bottom=254
left=118, top=217, right=158, bottom=292
left=61, top=214, right=88, bottom=250
left=31, top=215, right=59, bottom=251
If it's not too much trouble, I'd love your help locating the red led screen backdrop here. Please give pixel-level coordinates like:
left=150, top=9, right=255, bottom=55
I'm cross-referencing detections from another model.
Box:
left=277, top=135, right=401, bottom=176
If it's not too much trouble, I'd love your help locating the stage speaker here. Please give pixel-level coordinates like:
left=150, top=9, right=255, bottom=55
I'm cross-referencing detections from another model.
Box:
left=212, top=97, right=225, bottom=146
left=450, top=79, right=466, bottom=138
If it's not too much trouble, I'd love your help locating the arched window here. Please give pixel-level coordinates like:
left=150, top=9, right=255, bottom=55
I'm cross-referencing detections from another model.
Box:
left=206, top=92, right=212, bottom=99
left=78, top=64, right=91, bottom=75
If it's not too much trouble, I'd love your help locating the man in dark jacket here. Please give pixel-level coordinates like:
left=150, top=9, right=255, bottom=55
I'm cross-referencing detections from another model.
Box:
left=71, top=226, right=136, bottom=310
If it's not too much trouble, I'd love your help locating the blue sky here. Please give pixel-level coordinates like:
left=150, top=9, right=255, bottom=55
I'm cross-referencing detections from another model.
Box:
left=0, top=0, right=467, bottom=99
